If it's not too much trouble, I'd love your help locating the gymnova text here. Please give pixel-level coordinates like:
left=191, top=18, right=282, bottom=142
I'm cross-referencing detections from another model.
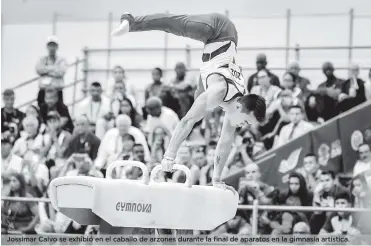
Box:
left=116, top=202, right=152, bottom=213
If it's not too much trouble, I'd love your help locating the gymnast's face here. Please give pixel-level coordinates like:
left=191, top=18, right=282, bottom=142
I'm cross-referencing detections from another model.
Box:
left=228, top=103, right=257, bottom=128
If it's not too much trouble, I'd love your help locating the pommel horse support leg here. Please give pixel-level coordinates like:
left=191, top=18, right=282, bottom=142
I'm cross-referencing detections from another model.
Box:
left=49, top=160, right=239, bottom=233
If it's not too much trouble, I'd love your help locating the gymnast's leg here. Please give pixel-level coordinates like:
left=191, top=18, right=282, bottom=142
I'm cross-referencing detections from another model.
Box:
left=112, top=13, right=189, bottom=36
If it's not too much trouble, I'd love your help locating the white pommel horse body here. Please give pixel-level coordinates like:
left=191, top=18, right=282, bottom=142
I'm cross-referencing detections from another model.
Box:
left=49, top=160, right=239, bottom=232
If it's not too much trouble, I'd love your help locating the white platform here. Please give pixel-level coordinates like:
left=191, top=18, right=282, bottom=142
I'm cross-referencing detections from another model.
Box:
left=49, top=161, right=238, bottom=230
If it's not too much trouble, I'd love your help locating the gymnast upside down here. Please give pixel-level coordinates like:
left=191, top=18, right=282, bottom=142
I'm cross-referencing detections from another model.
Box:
left=112, top=12, right=267, bottom=192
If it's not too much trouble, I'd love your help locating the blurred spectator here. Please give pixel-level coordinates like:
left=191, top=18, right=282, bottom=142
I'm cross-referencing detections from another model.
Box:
left=307, top=62, right=343, bottom=122
left=94, top=115, right=150, bottom=175
left=173, top=82, right=195, bottom=119
left=239, top=163, right=261, bottom=186
left=10, top=117, right=49, bottom=197
left=111, top=81, right=137, bottom=115
left=353, top=143, right=371, bottom=177
left=118, top=98, right=143, bottom=128
left=64, top=114, right=101, bottom=161
left=1, top=173, right=39, bottom=234
left=223, top=144, right=247, bottom=177
left=310, top=170, right=347, bottom=234
left=275, top=105, right=313, bottom=147
left=36, top=36, right=67, bottom=106
left=199, top=142, right=217, bottom=185
left=278, top=172, right=313, bottom=207
left=247, top=53, right=280, bottom=92
left=132, top=143, right=146, bottom=163
left=149, top=126, right=170, bottom=163
left=240, top=129, right=266, bottom=160
left=106, top=66, right=136, bottom=101
left=145, top=67, right=164, bottom=101
left=39, top=87, right=74, bottom=133
left=37, top=207, right=84, bottom=234
left=116, top=133, right=135, bottom=161
left=1, top=136, right=23, bottom=176
left=312, top=170, right=347, bottom=208
left=21, top=149, right=49, bottom=197
left=238, top=163, right=274, bottom=205
left=350, top=175, right=371, bottom=209
left=223, top=130, right=266, bottom=177
left=74, top=82, right=111, bottom=129
left=172, top=144, right=201, bottom=185
left=365, top=68, right=371, bottom=100
left=250, top=69, right=282, bottom=108
left=171, top=62, right=197, bottom=89
left=1, top=89, right=25, bottom=144
left=281, top=72, right=304, bottom=103
left=11, top=116, right=46, bottom=159
left=191, top=145, right=207, bottom=170
left=288, top=61, right=311, bottom=101
left=296, top=153, right=322, bottom=192
left=262, top=196, right=309, bottom=235
left=292, top=221, right=311, bottom=235
left=144, top=97, right=179, bottom=135
left=24, top=105, right=46, bottom=136
left=120, top=144, right=147, bottom=180
left=65, top=153, right=103, bottom=178
left=259, top=91, right=294, bottom=149
left=159, top=87, right=182, bottom=118
left=337, top=64, right=367, bottom=113
left=11, top=117, right=49, bottom=197
left=210, top=211, right=251, bottom=235
left=319, top=191, right=360, bottom=235
left=43, top=111, right=72, bottom=173
left=305, top=94, right=323, bottom=124
left=96, top=97, right=142, bottom=139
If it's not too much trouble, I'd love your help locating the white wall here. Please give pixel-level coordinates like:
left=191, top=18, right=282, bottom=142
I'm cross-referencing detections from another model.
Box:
left=2, top=0, right=371, bottom=107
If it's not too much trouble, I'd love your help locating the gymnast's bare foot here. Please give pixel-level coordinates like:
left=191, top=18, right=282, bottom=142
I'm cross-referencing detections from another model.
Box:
left=212, top=179, right=237, bottom=195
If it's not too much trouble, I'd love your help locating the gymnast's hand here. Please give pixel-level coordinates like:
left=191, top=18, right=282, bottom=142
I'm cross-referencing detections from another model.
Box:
left=161, top=156, right=175, bottom=172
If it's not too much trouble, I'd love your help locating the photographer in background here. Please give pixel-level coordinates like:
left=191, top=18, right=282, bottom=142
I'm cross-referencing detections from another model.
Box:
left=1, top=89, right=25, bottom=144
left=240, top=129, right=266, bottom=160
left=224, top=129, right=266, bottom=175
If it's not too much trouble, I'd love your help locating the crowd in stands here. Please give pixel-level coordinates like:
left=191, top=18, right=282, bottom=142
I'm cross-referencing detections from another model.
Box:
left=1, top=35, right=371, bottom=237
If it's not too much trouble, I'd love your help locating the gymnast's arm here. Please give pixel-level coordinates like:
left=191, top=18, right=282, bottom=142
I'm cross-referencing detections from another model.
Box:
left=194, top=76, right=205, bottom=99
left=164, top=75, right=227, bottom=159
left=212, top=115, right=236, bottom=183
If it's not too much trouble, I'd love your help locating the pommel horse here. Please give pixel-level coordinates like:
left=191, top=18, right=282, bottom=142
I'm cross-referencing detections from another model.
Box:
left=49, top=161, right=238, bottom=234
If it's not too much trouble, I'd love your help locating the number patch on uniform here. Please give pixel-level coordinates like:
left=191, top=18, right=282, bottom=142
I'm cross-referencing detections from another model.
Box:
left=230, top=68, right=241, bottom=79
left=228, top=61, right=244, bottom=86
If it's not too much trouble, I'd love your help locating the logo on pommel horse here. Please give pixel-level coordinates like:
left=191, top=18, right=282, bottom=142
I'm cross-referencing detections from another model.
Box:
left=116, top=202, right=152, bottom=213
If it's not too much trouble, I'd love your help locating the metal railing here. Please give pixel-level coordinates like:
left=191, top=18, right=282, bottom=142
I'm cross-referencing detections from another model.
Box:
left=83, top=44, right=371, bottom=90
left=74, top=8, right=371, bottom=79
left=2, top=196, right=370, bottom=235
left=5, top=9, right=371, bottom=109
left=10, top=58, right=87, bottom=113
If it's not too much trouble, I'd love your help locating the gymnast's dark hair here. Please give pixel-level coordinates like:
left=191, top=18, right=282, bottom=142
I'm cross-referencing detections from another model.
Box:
left=239, top=94, right=266, bottom=122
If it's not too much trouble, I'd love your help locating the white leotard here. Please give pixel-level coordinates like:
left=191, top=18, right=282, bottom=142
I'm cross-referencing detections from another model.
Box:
left=200, top=41, right=246, bottom=103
